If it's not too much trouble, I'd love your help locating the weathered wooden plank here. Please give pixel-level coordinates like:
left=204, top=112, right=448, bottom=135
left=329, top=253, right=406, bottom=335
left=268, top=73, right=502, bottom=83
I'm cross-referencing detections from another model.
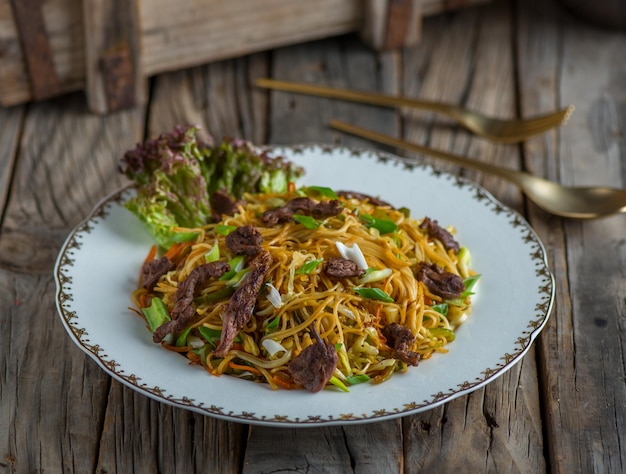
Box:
left=517, top=1, right=626, bottom=473
left=148, top=52, right=270, bottom=145
left=82, top=0, right=146, bottom=113
left=0, top=105, right=22, bottom=219
left=265, top=36, right=400, bottom=147
left=95, top=380, right=246, bottom=474
left=399, top=2, right=545, bottom=472
left=0, top=93, right=143, bottom=472
left=0, top=0, right=85, bottom=107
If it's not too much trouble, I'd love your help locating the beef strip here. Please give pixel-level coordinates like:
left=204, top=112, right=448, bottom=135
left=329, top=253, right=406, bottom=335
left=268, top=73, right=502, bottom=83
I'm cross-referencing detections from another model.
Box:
left=420, top=217, right=460, bottom=254
left=261, top=197, right=342, bottom=226
left=141, top=256, right=174, bottom=290
left=417, top=262, right=465, bottom=300
left=324, top=257, right=365, bottom=279
left=381, top=322, right=420, bottom=366
left=213, top=250, right=273, bottom=356
left=211, top=189, right=241, bottom=220
left=336, top=190, right=392, bottom=208
left=288, top=328, right=338, bottom=392
left=226, top=225, right=263, bottom=255
left=153, top=261, right=230, bottom=342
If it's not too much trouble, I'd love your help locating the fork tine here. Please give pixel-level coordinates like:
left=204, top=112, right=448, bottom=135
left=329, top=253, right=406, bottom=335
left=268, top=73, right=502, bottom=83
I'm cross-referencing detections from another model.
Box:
left=256, top=78, right=574, bottom=143
left=470, top=105, right=575, bottom=143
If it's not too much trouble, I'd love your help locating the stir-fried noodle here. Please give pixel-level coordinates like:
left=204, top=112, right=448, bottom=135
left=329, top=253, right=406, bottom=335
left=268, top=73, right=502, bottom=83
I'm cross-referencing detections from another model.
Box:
left=132, top=188, right=478, bottom=392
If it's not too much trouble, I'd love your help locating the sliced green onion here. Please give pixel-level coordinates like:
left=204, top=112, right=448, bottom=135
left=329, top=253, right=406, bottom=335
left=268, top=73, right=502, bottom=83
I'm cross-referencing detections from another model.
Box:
left=353, top=287, right=395, bottom=303
left=215, top=225, right=236, bottom=236
left=293, top=214, right=320, bottom=229
left=198, top=326, right=242, bottom=347
left=359, top=214, right=398, bottom=234
left=432, top=303, right=448, bottom=316
left=359, top=268, right=392, bottom=284
left=462, top=274, right=481, bottom=296
left=175, top=326, right=192, bottom=347
left=296, top=258, right=324, bottom=275
left=170, top=231, right=199, bottom=243
left=458, top=246, right=471, bottom=266
left=219, top=255, right=246, bottom=281
left=198, top=326, right=222, bottom=347
left=204, top=241, right=220, bottom=262
left=346, top=374, right=371, bottom=385
left=301, top=186, right=338, bottom=199
left=328, top=375, right=350, bottom=392
left=226, top=268, right=250, bottom=287
left=141, top=297, right=171, bottom=333
left=265, top=315, right=281, bottom=334
left=194, top=286, right=235, bottom=305
left=429, top=327, right=456, bottom=342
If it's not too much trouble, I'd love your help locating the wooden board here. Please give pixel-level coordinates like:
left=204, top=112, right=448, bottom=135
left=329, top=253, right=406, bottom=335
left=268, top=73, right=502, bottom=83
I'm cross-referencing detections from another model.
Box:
left=517, top=1, right=626, bottom=472
left=0, top=0, right=491, bottom=112
left=2, top=0, right=625, bottom=471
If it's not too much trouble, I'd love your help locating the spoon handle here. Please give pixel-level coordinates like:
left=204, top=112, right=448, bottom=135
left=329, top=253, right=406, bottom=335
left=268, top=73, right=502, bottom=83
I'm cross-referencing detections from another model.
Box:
left=329, top=120, right=529, bottom=187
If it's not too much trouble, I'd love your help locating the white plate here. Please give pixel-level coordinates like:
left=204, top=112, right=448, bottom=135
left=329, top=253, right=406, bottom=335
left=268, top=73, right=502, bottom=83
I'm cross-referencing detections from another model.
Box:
left=54, top=145, right=554, bottom=426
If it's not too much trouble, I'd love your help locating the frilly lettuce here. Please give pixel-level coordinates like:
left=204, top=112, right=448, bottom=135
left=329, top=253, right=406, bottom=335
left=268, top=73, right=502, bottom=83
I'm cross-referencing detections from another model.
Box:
left=119, top=125, right=303, bottom=247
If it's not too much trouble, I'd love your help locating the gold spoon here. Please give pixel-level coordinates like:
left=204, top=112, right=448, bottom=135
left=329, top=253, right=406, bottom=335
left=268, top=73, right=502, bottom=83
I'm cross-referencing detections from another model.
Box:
left=257, top=78, right=574, bottom=144
left=330, top=120, right=626, bottom=219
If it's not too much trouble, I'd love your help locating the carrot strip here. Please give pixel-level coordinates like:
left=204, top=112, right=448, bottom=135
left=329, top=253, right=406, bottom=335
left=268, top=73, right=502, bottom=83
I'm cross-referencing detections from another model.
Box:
left=144, top=244, right=157, bottom=264
left=228, top=361, right=262, bottom=376
left=164, top=241, right=192, bottom=261
left=272, top=375, right=294, bottom=390
left=139, top=292, right=149, bottom=308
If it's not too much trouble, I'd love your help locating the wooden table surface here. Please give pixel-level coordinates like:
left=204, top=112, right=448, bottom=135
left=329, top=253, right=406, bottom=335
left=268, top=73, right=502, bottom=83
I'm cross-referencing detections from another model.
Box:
left=2, top=0, right=625, bottom=472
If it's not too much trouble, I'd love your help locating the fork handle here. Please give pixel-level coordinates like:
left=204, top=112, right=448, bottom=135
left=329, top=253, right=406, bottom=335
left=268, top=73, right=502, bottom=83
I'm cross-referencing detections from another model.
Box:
left=329, top=120, right=530, bottom=188
left=256, top=78, right=457, bottom=117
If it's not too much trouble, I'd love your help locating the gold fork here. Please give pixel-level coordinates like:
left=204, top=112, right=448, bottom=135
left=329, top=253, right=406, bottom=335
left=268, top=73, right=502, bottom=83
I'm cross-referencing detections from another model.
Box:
left=256, top=78, right=574, bottom=144
left=330, top=120, right=626, bottom=219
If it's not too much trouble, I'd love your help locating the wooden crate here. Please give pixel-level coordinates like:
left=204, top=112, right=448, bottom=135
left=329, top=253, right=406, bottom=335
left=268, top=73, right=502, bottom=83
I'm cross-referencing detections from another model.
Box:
left=1, top=0, right=490, bottom=113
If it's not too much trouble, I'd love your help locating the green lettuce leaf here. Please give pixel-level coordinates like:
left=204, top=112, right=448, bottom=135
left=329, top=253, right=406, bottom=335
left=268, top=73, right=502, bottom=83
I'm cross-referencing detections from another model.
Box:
left=119, top=126, right=304, bottom=247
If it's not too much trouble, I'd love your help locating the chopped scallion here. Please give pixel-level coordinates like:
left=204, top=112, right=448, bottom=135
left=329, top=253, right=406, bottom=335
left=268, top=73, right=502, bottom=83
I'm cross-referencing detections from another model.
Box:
left=296, top=258, right=324, bottom=274
left=204, top=241, right=220, bottom=262
left=293, top=214, right=320, bottom=229
left=346, top=374, right=371, bottom=385
left=353, top=287, right=395, bottom=303
left=141, top=297, right=171, bottom=333
left=215, top=225, right=236, bottom=236
left=301, top=186, right=338, bottom=199
left=359, top=214, right=398, bottom=234
left=328, top=375, right=350, bottom=392
left=429, top=327, right=456, bottom=342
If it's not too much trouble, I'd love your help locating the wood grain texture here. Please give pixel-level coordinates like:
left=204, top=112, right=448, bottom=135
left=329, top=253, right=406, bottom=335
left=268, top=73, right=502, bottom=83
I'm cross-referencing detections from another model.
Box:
left=399, top=2, right=545, bottom=472
left=0, top=0, right=85, bottom=106
left=0, top=105, right=22, bottom=221
left=82, top=0, right=145, bottom=113
left=2, top=1, right=625, bottom=472
left=0, top=94, right=143, bottom=472
left=517, top=1, right=626, bottom=473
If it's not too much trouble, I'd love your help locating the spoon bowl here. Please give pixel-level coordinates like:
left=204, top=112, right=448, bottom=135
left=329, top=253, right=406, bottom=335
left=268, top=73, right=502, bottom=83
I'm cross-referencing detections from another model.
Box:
left=331, top=120, right=626, bottom=219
